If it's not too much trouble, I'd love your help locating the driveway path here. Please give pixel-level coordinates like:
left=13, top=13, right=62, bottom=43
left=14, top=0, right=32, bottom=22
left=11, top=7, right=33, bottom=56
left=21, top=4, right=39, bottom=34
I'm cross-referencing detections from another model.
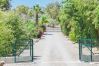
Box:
left=5, top=27, right=97, bottom=66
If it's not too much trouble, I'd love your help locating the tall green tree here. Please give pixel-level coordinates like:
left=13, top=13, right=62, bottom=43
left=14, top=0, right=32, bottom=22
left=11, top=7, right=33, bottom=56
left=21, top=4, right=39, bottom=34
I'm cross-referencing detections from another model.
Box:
left=16, top=5, right=29, bottom=15
left=59, top=0, right=99, bottom=41
left=46, top=2, right=60, bottom=20
left=33, top=4, right=41, bottom=25
left=28, top=9, right=34, bottom=17
left=0, top=0, right=11, bottom=10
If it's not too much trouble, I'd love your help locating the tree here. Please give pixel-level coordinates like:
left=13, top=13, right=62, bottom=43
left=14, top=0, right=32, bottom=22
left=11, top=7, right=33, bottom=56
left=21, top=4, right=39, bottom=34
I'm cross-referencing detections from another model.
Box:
left=0, top=0, right=11, bottom=10
left=59, top=0, right=98, bottom=41
left=0, top=10, right=14, bottom=56
left=40, top=15, right=48, bottom=25
left=46, top=2, right=60, bottom=19
left=45, top=2, right=60, bottom=27
left=16, top=5, right=29, bottom=15
left=33, top=4, right=41, bottom=25
left=28, top=9, right=34, bottom=18
left=15, top=5, right=29, bottom=21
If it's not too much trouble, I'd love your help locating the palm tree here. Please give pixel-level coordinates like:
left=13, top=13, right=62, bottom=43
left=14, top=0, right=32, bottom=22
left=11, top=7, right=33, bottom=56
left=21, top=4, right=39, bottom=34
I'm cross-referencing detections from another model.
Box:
left=41, top=16, right=48, bottom=24
left=33, top=4, right=41, bottom=25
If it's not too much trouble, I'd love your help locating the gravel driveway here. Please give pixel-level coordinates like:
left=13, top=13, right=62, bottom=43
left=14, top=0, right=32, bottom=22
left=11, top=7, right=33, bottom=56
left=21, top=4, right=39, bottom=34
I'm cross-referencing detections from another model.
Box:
left=5, top=27, right=98, bottom=66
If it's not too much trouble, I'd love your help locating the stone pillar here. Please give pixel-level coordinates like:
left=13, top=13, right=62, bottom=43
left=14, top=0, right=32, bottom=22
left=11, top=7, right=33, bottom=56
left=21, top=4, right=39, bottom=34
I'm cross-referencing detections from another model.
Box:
left=0, top=61, right=5, bottom=66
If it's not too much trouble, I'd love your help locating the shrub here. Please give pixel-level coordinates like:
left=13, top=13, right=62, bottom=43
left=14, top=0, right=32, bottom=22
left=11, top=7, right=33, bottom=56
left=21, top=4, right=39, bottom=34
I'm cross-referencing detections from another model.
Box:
left=0, top=11, right=14, bottom=56
left=59, top=0, right=99, bottom=43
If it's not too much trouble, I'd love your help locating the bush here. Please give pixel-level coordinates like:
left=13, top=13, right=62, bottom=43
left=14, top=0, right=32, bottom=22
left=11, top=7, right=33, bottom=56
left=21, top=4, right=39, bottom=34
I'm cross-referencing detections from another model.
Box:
left=25, top=20, right=43, bottom=38
left=0, top=9, right=45, bottom=56
left=0, top=11, right=14, bottom=56
left=69, top=31, right=76, bottom=41
left=59, top=0, right=99, bottom=43
left=41, top=25, right=46, bottom=32
left=0, top=10, right=30, bottom=56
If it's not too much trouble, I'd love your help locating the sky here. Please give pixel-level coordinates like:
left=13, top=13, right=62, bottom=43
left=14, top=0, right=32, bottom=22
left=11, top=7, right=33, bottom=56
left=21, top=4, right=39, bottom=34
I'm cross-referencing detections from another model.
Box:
left=11, top=0, right=62, bottom=9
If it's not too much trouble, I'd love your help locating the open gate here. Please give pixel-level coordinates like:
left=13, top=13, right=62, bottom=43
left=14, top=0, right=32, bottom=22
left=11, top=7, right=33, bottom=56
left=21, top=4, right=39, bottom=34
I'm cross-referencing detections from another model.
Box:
left=13, top=39, right=34, bottom=63
left=0, top=39, right=33, bottom=63
left=79, top=39, right=93, bottom=62
left=79, top=38, right=99, bottom=62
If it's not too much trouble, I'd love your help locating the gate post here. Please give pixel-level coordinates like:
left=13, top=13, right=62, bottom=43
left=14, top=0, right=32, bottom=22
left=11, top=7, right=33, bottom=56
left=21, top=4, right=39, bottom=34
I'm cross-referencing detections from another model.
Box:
left=79, top=42, right=81, bottom=60
left=79, top=39, right=81, bottom=60
left=31, top=39, right=34, bottom=62
left=12, top=41, right=16, bottom=63
left=91, top=39, right=93, bottom=62
left=79, top=39, right=82, bottom=61
left=30, top=40, right=31, bottom=56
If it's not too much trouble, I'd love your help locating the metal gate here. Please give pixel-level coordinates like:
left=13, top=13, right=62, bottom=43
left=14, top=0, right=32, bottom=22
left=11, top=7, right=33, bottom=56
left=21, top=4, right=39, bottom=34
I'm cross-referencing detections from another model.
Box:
left=13, top=39, right=33, bottom=63
left=0, top=39, right=33, bottom=63
left=79, top=39, right=93, bottom=62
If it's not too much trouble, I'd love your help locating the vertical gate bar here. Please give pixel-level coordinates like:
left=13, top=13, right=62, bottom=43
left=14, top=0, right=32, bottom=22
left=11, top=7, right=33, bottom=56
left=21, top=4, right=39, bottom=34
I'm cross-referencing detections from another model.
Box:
left=31, top=39, right=33, bottom=62
left=81, top=42, right=82, bottom=61
left=79, top=39, right=81, bottom=60
left=13, top=40, right=16, bottom=63
left=91, top=39, right=93, bottom=62
left=15, top=41, right=16, bottom=63
left=30, top=40, right=32, bottom=56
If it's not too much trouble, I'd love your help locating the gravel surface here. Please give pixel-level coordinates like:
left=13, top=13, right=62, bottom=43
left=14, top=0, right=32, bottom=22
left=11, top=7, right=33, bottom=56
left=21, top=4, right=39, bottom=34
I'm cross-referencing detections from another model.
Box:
left=4, top=27, right=99, bottom=66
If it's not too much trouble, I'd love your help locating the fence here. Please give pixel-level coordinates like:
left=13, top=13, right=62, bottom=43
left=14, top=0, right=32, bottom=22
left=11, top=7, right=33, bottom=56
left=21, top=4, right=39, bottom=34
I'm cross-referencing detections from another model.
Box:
left=0, top=39, right=33, bottom=63
left=79, top=38, right=99, bottom=62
